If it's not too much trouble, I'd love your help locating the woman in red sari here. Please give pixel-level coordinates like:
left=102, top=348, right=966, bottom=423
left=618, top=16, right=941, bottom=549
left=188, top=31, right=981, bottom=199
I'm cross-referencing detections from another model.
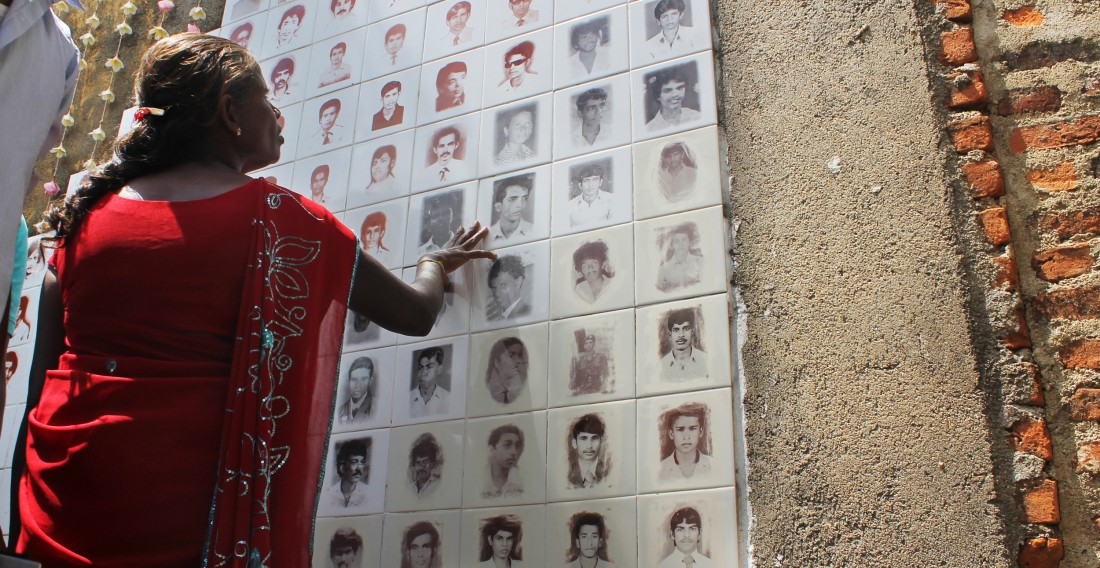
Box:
left=14, top=34, right=492, bottom=567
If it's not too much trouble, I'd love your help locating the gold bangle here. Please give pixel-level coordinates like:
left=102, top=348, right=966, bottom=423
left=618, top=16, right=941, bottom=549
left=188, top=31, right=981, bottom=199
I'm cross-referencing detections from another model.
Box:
left=417, top=257, right=447, bottom=276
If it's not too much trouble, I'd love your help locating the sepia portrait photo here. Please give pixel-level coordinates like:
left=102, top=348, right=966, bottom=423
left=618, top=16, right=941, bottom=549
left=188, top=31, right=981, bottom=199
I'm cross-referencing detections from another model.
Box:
left=343, top=198, right=408, bottom=269
left=550, top=224, right=634, bottom=319
left=554, top=6, right=629, bottom=89
left=317, top=430, right=389, bottom=517
left=290, top=147, right=351, bottom=212
left=263, top=2, right=312, bottom=57
left=261, top=48, right=308, bottom=106
left=380, top=511, right=460, bottom=568
left=467, top=322, right=548, bottom=417
left=334, top=348, right=395, bottom=432
left=480, top=95, right=552, bottom=177
left=632, top=125, right=721, bottom=220
left=220, top=14, right=267, bottom=57
left=547, top=308, right=636, bottom=408
left=356, top=68, right=420, bottom=141
left=5, top=343, right=32, bottom=407
left=364, top=9, right=427, bottom=79
left=553, top=73, right=631, bottom=159
left=463, top=412, right=547, bottom=507
left=471, top=240, right=549, bottom=332
left=628, top=0, right=711, bottom=67
left=637, top=488, right=736, bottom=568
left=367, top=0, right=424, bottom=26
left=637, top=389, right=735, bottom=493
left=347, top=129, right=415, bottom=208
left=404, top=184, right=476, bottom=265
left=422, top=0, right=486, bottom=62
left=9, top=291, right=38, bottom=347
left=306, top=29, right=366, bottom=99
left=482, top=29, right=553, bottom=107
left=547, top=399, right=636, bottom=501
left=298, top=87, right=359, bottom=157
left=550, top=146, right=633, bottom=236
left=460, top=506, right=548, bottom=568
left=311, top=515, right=383, bottom=568
left=391, top=336, right=469, bottom=426
left=314, top=0, right=370, bottom=40
left=637, top=294, right=731, bottom=397
left=385, top=421, right=464, bottom=511
left=478, top=166, right=550, bottom=248
left=486, top=0, right=549, bottom=43
left=548, top=498, right=637, bottom=567
left=632, top=52, right=718, bottom=141
left=418, top=52, right=484, bottom=125
left=635, top=205, right=727, bottom=304
left=412, top=114, right=481, bottom=192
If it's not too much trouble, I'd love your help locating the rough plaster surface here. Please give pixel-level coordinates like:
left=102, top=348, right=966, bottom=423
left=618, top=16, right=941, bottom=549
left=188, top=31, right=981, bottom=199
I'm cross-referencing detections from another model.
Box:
left=715, top=0, right=1011, bottom=564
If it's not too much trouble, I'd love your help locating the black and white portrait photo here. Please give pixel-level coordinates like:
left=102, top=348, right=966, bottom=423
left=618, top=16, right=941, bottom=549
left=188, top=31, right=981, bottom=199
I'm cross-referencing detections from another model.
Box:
left=554, top=7, right=629, bottom=89
left=392, top=337, right=469, bottom=426
left=482, top=171, right=542, bottom=246
left=347, top=130, right=415, bottom=208
left=657, top=402, right=712, bottom=482
left=487, top=0, right=548, bottom=42
left=364, top=9, right=426, bottom=79
left=553, top=73, right=631, bottom=158
left=548, top=399, right=636, bottom=500
left=658, top=307, right=707, bottom=380
left=483, top=29, right=552, bottom=107
left=632, top=126, right=721, bottom=220
left=315, top=0, right=369, bottom=40
left=570, top=330, right=610, bottom=397
left=386, top=422, right=465, bottom=512
left=404, top=184, right=476, bottom=265
left=413, top=114, right=481, bottom=191
left=632, top=52, right=718, bottom=141
left=407, top=433, right=444, bottom=498
left=262, top=49, right=307, bottom=106
left=317, top=430, right=388, bottom=516
left=381, top=513, right=460, bottom=568
left=637, top=389, right=734, bottom=492
left=471, top=241, right=551, bottom=332
left=409, top=345, right=452, bottom=419
left=423, top=0, right=485, bottom=61
left=467, top=323, right=548, bottom=417
left=565, top=512, right=615, bottom=567
left=338, top=355, right=377, bottom=425
left=477, top=515, right=526, bottom=567
left=636, top=207, right=726, bottom=304
left=311, top=516, right=383, bottom=568
left=566, top=413, right=609, bottom=489
left=656, top=221, right=704, bottom=292
left=551, top=147, right=632, bottom=236
left=638, top=489, right=736, bottom=568
left=548, top=309, right=636, bottom=408
left=637, top=294, right=731, bottom=397
left=481, top=95, right=551, bottom=176
left=629, top=0, right=711, bottom=66
left=484, top=337, right=528, bottom=404
left=548, top=499, right=637, bottom=567
left=550, top=224, right=634, bottom=319
left=307, top=29, right=366, bottom=98
left=299, top=87, right=359, bottom=157
left=333, top=348, right=394, bottom=431
left=463, top=413, right=547, bottom=507
left=554, top=0, right=619, bottom=24
left=263, top=2, right=312, bottom=57
left=460, top=506, right=547, bottom=568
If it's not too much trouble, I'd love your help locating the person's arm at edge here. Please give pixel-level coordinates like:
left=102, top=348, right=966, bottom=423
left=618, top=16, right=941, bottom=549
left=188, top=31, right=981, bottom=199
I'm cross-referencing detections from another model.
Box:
left=348, top=222, right=495, bottom=337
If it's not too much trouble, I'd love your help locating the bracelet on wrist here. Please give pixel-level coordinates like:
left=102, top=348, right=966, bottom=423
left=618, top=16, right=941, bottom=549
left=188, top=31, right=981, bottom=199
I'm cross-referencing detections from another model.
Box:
left=417, top=256, right=448, bottom=282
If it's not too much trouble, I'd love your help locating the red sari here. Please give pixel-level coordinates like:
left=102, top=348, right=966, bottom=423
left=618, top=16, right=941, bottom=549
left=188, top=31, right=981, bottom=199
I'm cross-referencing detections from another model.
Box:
left=17, top=180, right=357, bottom=567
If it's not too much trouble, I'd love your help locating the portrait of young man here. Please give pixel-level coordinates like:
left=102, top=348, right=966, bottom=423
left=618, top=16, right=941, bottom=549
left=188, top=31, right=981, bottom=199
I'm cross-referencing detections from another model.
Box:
left=402, top=521, right=442, bottom=568
left=642, top=0, right=703, bottom=60
left=268, top=57, right=296, bottom=104
left=644, top=62, right=702, bottom=132
left=658, top=507, right=712, bottom=567
left=418, top=190, right=461, bottom=254
left=656, top=222, right=703, bottom=291
left=566, top=413, right=608, bottom=489
left=659, top=308, right=707, bottom=380
left=493, top=105, right=536, bottom=167
left=409, top=346, right=451, bottom=418
left=483, top=424, right=525, bottom=497
left=373, top=80, right=405, bottom=130
left=365, top=144, right=398, bottom=195
left=229, top=22, right=255, bottom=51
left=571, top=240, right=613, bottom=304
left=500, top=0, right=538, bottom=29
left=424, top=126, right=469, bottom=184
left=360, top=211, right=390, bottom=256
left=569, top=333, right=609, bottom=395
left=656, top=140, right=698, bottom=202
left=330, top=0, right=356, bottom=19
left=382, top=23, right=407, bottom=67
left=309, top=164, right=331, bottom=205
left=570, top=88, right=612, bottom=148
left=567, top=162, right=614, bottom=228
left=442, top=1, right=474, bottom=48
left=408, top=434, right=443, bottom=498
left=485, top=254, right=530, bottom=321
left=312, top=98, right=347, bottom=147
left=566, top=513, right=615, bottom=567
left=485, top=337, right=528, bottom=404
left=478, top=516, right=525, bottom=567
left=658, top=403, right=711, bottom=482
left=434, top=61, right=469, bottom=112
left=488, top=174, right=534, bottom=245
left=338, top=356, right=375, bottom=425
left=322, top=438, right=371, bottom=509
left=273, top=4, right=306, bottom=50
left=566, top=16, right=610, bottom=78
left=328, top=527, right=365, bottom=568
left=318, top=41, right=352, bottom=87
left=497, top=41, right=537, bottom=96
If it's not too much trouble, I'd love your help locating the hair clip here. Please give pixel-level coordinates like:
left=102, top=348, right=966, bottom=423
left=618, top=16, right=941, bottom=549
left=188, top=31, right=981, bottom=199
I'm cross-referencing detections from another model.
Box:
left=133, top=106, right=165, bottom=121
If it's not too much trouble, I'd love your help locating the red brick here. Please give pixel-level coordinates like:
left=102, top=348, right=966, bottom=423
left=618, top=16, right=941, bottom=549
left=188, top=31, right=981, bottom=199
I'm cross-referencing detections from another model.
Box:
left=1069, top=388, right=1100, bottom=421
left=1026, top=162, right=1077, bottom=191
left=1018, top=537, right=1064, bottom=568
left=1033, top=286, right=1100, bottom=320
left=947, top=71, right=988, bottom=110
left=1019, top=479, right=1060, bottom=524
left=1032, top=243, right=1093, bottom=282
left=979, top=207, right=1011, bottom=245
left=1076, top=440, right=1100, bottom=476
left=1060, top=338, right=1100, bottom=370
left=991, top=252, right=1018, bottom=291
left=948, top=115, right=995, bottom=153
left=1038, top=208, right=1100, bottom=241
left=1009, top=116, right=1100, bottom=153
left=1023, top=362, right=1046, bottom=406
left=942, top=0, right=971, bottom=21
left=1011, top=418, right=1053, bottom=461
left=940, top=28, right=979, bottom=66
left=1004, top=304, right=1033, bottom=350
left=961, top=160, right=1004, bottom=198
left=1002, top=6, right=1044, bottom=27
left=997, top=86, right=1062, bottom=115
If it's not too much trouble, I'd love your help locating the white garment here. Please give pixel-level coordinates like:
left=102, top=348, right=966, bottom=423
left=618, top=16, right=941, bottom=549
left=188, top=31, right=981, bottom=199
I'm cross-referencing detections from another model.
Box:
left=565, top=44, right=611, bottom=79
left=567, top=191, right=614, bottom=227
left=657, top=549, right=713, bottom=568
left=409, top=384, right=450, bottom=418
left=643, top=25, right=705, bottom=60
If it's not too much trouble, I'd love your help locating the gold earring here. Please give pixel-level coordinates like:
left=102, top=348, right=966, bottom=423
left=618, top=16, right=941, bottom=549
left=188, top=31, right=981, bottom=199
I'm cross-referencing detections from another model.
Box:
left=235, top=127, right=242, bottom=136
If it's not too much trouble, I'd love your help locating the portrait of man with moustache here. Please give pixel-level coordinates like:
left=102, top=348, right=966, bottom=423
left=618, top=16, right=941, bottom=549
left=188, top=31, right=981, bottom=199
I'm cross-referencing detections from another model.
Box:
left=322, top=438, right=371, bottom=509
left=424, top=126, right=470, bottom=184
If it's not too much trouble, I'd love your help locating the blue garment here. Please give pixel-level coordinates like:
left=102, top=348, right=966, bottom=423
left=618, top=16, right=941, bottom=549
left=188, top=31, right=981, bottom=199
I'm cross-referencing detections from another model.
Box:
left=7, top=216, right=27, bottom=336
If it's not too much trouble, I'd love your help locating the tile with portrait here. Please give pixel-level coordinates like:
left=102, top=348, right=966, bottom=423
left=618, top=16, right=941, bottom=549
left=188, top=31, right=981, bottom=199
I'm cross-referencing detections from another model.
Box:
left=546, top=497, right=637, bottom=568
left=553, top=6, right=629, bottom=90
left=312, top=0, right=370, bottom=41
left=476, top=165, right=551, bottom=249
left=635, top=293, right=731, bottom=398
left=262, top=2, right=314, bottom=58
left=289, top=147, right=352, bottom=213
left=403, top=183, right=478, bottom=266
left=552, top=73, right=632, bottom=160
left=461, top=411, right=547, bottom=508
left=391, top=335, right=470, bottom=426
left=220, top=0, right=269, bottom=27
left=628, top=0, right=712, bottom=68
left=380, top=510, right=461, bottom=568
left=636, top=388, right=734, bottom=494
left=550, top=223, right=635, bottom=319
left=546, top=308, right=636, bottom=408
left=343, top=283, right=401, bottom=351
left=397, top=265, right=472, bottom=343
left=469, top=239, right=550, bottom=332
left=5, top=343, right=32, bottom=407
left=549, top=146, right=632, bottom=237
left=311, top=515, right=383, bottom=568
left=368, top=0, right=427, bottom=25
left=298, top=86, right=361, bottom=158
left=459, top=504, right=546, bottom=568
left=546, top=399, right=637, bottom=502
left=478, top=94, right=552, bottom=179
left=261, top=47, right=310, bottom=107
left=9, top=289, right=38, bottom=348
left=555, top=0, right=624, bottom=24
left=216, top=13, right=268, bottom=59
left=632, top=125, right=722, bottom=220
left=270, top=102, right=303, bottom=166
left=364, top=9, right=428, bottom=79
left=634, top=205, right=727, bottom=305
left=422, top=0, right=487, bottom=62
left=466, top=322, right=548, bottom=418
left=385, top=420, right=466, bottom=512
left=333, top=347, right=396, bottom=433
left=411, top=113, right=482, bottom=193
left=630, top=52, right=717, bottom=142
left=418, top=51, right=485, bottom=126
left=343, top=197, right=409, bottom=269
left=317, top=429, right=390, bottom=517
left=356, top=67, right=421, bottom=142
left=21, top=233, right=52, bottom=290
left=484, top=0, right=550, bottom=44
left=346, top=129, right=416, bottom=209
left=481, top=28, right=553, bottom=109
left=251, top=161, right=295, bottom=187
left=306, top=28, right=367, bottom=100
left=636, top=487, right=738, bottom=568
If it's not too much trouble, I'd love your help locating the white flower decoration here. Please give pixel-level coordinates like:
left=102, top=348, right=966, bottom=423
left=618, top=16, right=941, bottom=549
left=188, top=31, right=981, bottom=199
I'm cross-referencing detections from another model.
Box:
left=90, top=127, right=107, bottom=141
left=189, top=6, right=206, bottom=20
left=49, top=145, right=67, bottom=158
left=85, top=13, right=101, bottom=29
left=83, top=158, right=97, bottom=170
left=105, top=57, right=125, bottom=72
left=121, top=2, right=138, bottom=15
left=116, top=22, right=132, bottom=36
left=79, top=58, right=88, bottom=71
left=52, top=2, right=70, bottom=14
left=61, top=114, right=75, bottom=128
left=100, top=89, right=115, bottom=103
left=80, top=32, right=95, bottom=46
left=148, top=26, right=168, bottom=40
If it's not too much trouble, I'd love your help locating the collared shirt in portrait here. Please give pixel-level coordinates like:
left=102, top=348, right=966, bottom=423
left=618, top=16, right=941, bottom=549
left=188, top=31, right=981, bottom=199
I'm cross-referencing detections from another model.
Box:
left=503, top=8, right=538, bottom=28
left=569, top=122, right=613, bottom=149
left=566, top=44, right=611, bottom=79
left=322, top=480, right=369, bottom=509
left=447, top=26, right=473, bottom=47
left=483, top=463, right=524, bottom=498
left=338, top=395, right=372, bottom=424
left=494, top=144, right=535, bottom=166
left=657, top=451, right=712, bottom=482
left=660, top=347, right=707, bottom=381
left=567, top=191, right=613, bottom=228
left=480, top=560, right=525, bottom=568
left=312, top=123, right=348, bottom=146
left=658, top=165, right=698, bottom=202
left=656, top=253, right=703, bottom=291
left=409, top=384, right=450, bottom=418
left=486, top=368, right=524, bottom=404
left=409, top=470, right=442, bottom=497
left=657, top=549, right=713, bottom=568
left=372, top=104, right=404, bottom=130
left=435, top=92, right=466, bottom=112
left=426, top=158, right=469, bottom=184
left=365, top=174, right=395, bottom=196
left=270, top=86, right=294, bottom=105
left=568, top=458, right=605, bottom=488
left=319, top=63, right=352, bottom=87
left=488, top=219, right=534, bottom=246
left=644, top=25, right=704, bottom=59
left=574, top=278, right=608, bottom=303
left=418, top=231, right=455, bottom=256
left=567, top=557, right=616, bottom=567
left=645, top=107, right=702, bottom=132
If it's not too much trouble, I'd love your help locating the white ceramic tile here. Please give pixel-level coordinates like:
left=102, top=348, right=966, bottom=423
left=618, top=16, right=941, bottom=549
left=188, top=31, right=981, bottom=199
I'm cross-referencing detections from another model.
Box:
left=385, top=420, right=466, bottom=511
left=546, top=497, right=638, bottom=567
left=364, top=9, right=428, bottom=79
left=5, top=343, right=33, bottom=407
left=397, top=265, right=472, bottom=343
left=418, top=50, right=486, bottom=125
left=391, top=336, right=471, bottom=426
left=356, top=68, right=421, bottom=142
left=298, top=86, right=361, bottom=158
left=343, top=282, right=401, bottom=351
left=422, top=0, right=487, bottom=62
left=476, top=165, right=551, bottom=248
left=262, top=2, right=314, bottom=58
left=553, top=6, right=629, bottom=89
left=637, top=487, right=739, bottom=568
left=458, top=504, right=546, bottom=567
left=271, top=102, right=304, bottom=166
left=343, top=197, right=409, bottom=269
left=311, top=514, right=384, bottom=568
left=483, top=0, right=551, bottom=44
left=461, top=411, right=547, bottom=507
left=380, top=510, right=461, bottom=568
left=628, top=0, right=712, bottom=67
left=465, top=322, right=548, bottom=417
left=252, top=161, right=296, bottom=187
left=469, top=239, right=550, bottom=332
left=317, top=429, right=390, bottom=517
left=333, top=347, right=397, bottom=432
left=289, top=146, right=352, bottom=212
left=477, top=94, right=553, bottom=178
left=547, top=308, right=636, bottom=408
left=552, top=73, right=632, bottom=159
left=221, top=0, right=268, bottom=26
left=481, top=28, right=554, bottom=108
left=549, top=223, right=635, bottom=319
left=403, top=184, right=479, bottom=265
left=9, top=289, right=38, bottom=348
left=261, top=48, right=311, bottom=106
left=632, top=125, right=723, bottom=220
left=346, top=129, right=417, bottom=208
left=549, top=146, right=633, bottom=236
left=21, top=234, right=51, bottom=290
left=411, top=113, right=482, bottom=193
left=305, top=28, right=368, bottom=99
left=312, top=0, right=370, bottom=40
left=630, top=51, right=717, bottom=142
left=634, top=205, right=728, bottom=305
left=216, top=13, right=268, bottom=58
left=369, top=0, right=428, bottom=25
left=636, top=388, right=735, bottom=493
left=555, top=0, right=625, bottom=24
left=546, top=399, right=637, bottom=501
left=635, top=293, right=732, bottom=397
